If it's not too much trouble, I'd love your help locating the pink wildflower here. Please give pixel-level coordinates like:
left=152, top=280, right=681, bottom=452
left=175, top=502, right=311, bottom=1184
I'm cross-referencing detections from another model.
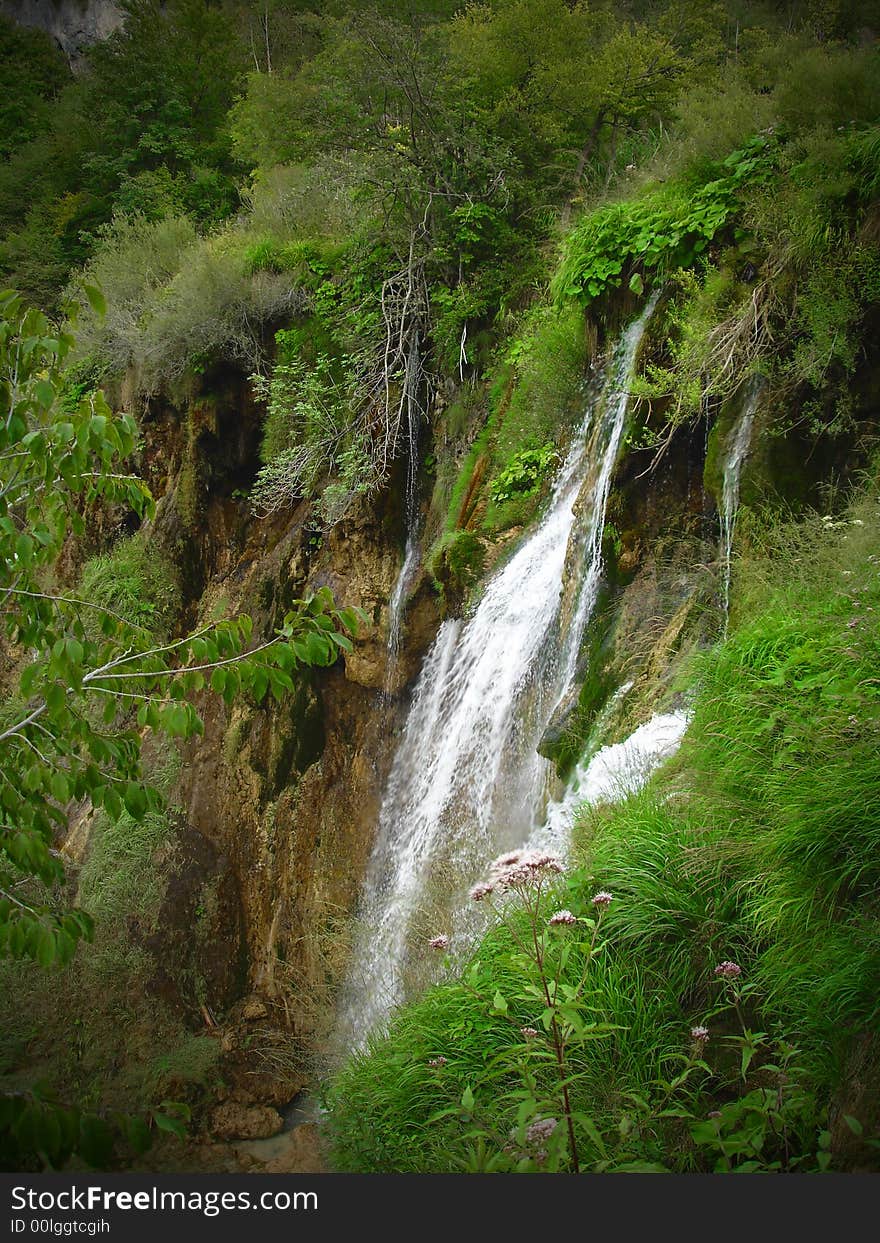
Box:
left=469, top=881, right=494, bottom=901
left=427, top=1056, right=447, bottom=1067
left=491, top=851, right=522, bottom=870
left=591, top=891, right=613, bottom=909
left=490, top=850, right=564, bottom=891
left=520, top=1026, right=539, bottom=1039
left=428, top=934, right=449, bottom=950
left=690, top=1025, right=710, bottom=1044
left=714, top=960, right=742, bottom=980
left=525, top=1118, right=558, bottom=1145
left=548, top=909, right=577, bottom=926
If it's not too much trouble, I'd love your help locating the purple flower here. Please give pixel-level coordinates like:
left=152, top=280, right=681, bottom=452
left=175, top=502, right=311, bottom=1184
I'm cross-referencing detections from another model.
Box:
left=469, top=881, right=494, bottom=901
left=525, top=1118, right=558, bottom=1145
left=520, top=1026, right=539, bottom=1039
left=491, top=851, right=522, bottom=870
left=427, top=1056, right=447, bottom=1067
left=489, top=850, right=564, bottom=891
left=690, top=1025, right=710, bottom=1044
left=591, top=891, right=613, bottom=909
left=548, top=909, right=577, bottom=926
left=428, top=934, right=449, bottom=950
left=714, top=960, right=742, bottom=980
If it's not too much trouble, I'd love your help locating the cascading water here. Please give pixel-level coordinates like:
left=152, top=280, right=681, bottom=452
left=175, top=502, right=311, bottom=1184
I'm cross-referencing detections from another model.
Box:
left=720, top=376, right=762, bottom=621
left=532, top=707, right=689, bottom=849
left=336, top=297, right=658, bottom=1047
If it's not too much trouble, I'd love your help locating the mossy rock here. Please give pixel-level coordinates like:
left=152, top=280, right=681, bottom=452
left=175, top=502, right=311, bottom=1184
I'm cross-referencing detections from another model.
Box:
left=427, top=529, right=486, bottom=614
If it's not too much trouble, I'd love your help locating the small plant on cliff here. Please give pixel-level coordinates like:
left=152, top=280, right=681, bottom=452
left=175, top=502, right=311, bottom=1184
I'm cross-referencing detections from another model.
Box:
left=489, top=444, right=559, bottom=506
left=0, top=291, right=364, bottom=1167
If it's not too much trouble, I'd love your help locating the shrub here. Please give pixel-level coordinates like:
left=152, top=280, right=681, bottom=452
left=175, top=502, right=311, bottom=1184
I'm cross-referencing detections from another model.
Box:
left=553, top=134, right=778, bottom=308
left=70, top=215, right=308, bottom=391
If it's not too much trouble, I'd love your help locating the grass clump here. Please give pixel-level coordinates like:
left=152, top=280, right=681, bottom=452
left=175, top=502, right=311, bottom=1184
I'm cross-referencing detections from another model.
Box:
left=79, top=534, right=180, bottom=641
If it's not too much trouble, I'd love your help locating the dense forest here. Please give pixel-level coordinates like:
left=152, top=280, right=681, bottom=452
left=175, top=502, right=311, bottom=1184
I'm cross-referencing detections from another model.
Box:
left=1, top=0, right=879, bottom=1175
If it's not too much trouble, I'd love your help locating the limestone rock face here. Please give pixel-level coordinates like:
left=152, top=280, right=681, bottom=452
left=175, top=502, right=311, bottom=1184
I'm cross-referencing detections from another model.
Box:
left=102, top=374, right=439, bottom=1072
left=0, top=0, right=124, bottom=65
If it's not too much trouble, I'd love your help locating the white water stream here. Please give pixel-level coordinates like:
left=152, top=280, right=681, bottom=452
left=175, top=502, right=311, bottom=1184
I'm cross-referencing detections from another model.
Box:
left=720, top=377, right=762, bottom=620
left=384, top=368, right=423, bottom=690
left=337, top=297, right=661, bottom=1046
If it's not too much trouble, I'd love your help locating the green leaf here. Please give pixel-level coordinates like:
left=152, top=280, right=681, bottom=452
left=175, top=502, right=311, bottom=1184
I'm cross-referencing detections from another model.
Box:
left=36, top=925, right=56, bottom=968
left=123, top=783, right=148, bottom=820
left=153, top=1111, right=187, bottom=1139
left=83, top=284, right=106, bottom=318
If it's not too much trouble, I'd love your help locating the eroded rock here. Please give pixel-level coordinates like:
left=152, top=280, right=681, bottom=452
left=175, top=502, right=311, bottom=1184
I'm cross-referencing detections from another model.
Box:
left=210, top=1103, right=283, bottom=1142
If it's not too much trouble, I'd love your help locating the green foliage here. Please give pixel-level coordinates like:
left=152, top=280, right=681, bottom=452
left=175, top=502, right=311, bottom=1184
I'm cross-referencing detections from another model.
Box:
left=0, top=17, right=68, bottom=164
left=621, top=118, right=880, bottom=432
left=0, top=0, right=246, bottom=306
left=0, top=1085, right=190, bottom=1171
left=554, top=134, right=777, bottom=307
left=489, top=444, right=558, bottom=506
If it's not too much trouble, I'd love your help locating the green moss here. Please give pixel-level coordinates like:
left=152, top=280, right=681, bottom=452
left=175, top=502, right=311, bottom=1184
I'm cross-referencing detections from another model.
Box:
left=427, top=529, right=486, bottom=612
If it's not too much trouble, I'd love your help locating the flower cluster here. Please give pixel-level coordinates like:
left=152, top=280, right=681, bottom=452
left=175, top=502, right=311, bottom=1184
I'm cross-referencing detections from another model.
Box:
left=427, top=1056, right=447, bottom=1068
left=525, top=1117, right=558, bottom=1145
left=520, top=1026, right=539, bottom=1039
left=428, top=934, right=449, bottom=950
left=469, top=850, right=564, bottom=901
left=506, top=1117, right=558, bottom=1166
left=714, top=960, right=742, bottom=980
left=548, top=909, right=577, bottom=926
left=591, top=891, right=613, bottom=909
left=495, top=850, right=563, bottom=888
left=690, top=1025, right=710, bottom=1045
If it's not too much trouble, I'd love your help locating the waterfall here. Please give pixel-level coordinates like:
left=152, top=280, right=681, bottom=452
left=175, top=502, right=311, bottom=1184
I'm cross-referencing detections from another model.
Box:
left=531, top=708, right=689, bottom=851
left=336, top=297, right=658, bottom=1046
left=720, top=377, right=761, bottom=621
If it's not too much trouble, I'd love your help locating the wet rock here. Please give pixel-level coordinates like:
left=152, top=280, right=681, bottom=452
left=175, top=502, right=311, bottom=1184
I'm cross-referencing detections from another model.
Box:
left=210, top=1103, right=283, bottom=1142
left=233, top=1123, right=325, bottom=1174
left=240, top=996, right=269, bottom=1023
